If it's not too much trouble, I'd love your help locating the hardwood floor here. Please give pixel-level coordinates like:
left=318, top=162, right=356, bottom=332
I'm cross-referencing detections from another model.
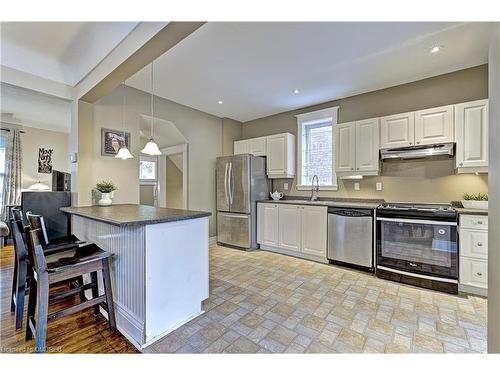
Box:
left=0, top=245, right=137, bottom=354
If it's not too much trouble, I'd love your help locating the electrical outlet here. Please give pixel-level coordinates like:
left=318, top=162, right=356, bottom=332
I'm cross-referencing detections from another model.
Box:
left=354, top=182, right=360, bottom=191
left=283, top=182, right=289, bottom=190
left=376, top=182, right=383, bottom=191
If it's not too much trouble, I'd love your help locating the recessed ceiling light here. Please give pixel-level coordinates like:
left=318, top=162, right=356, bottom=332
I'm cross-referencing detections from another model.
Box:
left=217, top=100, right=223, bottom=104
left=430, top=45, right=444, bottom=54
left=293, top=89, right=300, bottom=94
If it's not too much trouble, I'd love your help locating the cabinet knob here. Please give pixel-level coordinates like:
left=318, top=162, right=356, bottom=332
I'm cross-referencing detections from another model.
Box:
left=476, top=272, right=483, bottom=276
left=351, top=168, right=354, bottom=170
left=476, top=242, right=483, bottom=247
left=357, top=168, right=360, bottom=170
left=409, top=142, right=413, bottom=145
left=477, top=221, right=483, bottom=225
left=416, top=141, right=420, bottom=144
left=459, top=163, right=463, bottom=166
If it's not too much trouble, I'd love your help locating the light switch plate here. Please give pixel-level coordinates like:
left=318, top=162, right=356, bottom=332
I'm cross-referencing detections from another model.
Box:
left=354, top=182, right=360, bottom=191
left=376, top=182, right=383, bottom=191
left=284, top=182, right=289, bottom=190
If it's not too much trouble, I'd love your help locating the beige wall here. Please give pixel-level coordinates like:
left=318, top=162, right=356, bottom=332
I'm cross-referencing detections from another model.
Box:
left=79, top=85, right=223, bottom=236
left=19, top=126, right=70, bottom=190
left=222, top=117, right=242, bottom=156
left=165, top=155, right=184, bottom=209
left=488, top=24, right=500, bottom=353
left=242, top=65, right=489, bottom=202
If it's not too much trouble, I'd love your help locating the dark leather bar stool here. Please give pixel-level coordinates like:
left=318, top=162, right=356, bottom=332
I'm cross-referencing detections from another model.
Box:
left=25, top=230, right=116, bottom=353
left=26, top=212, right=85, bottom=254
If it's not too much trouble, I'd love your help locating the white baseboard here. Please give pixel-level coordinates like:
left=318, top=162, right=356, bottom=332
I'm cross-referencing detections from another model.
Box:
left=209, top=236, right=217, bottom=245
left=459, top=284, right=488, bottom=297
left=260, top=244, right=329, bottom=264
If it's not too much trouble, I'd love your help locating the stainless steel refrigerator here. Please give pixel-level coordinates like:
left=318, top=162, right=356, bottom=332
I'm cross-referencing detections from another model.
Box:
left=216, top=154, right=270, bottom=249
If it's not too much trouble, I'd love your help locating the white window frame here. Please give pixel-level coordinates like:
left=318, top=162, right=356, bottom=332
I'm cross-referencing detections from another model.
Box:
left=139, top=155, right=158, bottom=184
left=295, top=106, right=339, bottom=191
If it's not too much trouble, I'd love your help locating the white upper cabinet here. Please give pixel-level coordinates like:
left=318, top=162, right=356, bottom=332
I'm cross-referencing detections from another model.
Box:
left=455, top=99, right=489, bottom=172
left=335, top=118, right=379, bottom=176
left=335, top=122, right=356, bottom=173
left=355, top=118, right=380, bottom=173
left=380, top=112, right=415, bottom=148
left=414, top=105, right=454, bottom=145
left=266, top=133, right=295, bottom=179
left=234, top=140, right=249, bottom=155
left=249, top=137, right=267, bottom=156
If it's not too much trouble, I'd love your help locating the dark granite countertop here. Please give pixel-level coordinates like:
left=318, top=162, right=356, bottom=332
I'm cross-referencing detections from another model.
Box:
left=258, top=197, right=384, bottom=209
left=61, top=204, right=211, bottom=226
left=451, top=201, right=488, bottom=216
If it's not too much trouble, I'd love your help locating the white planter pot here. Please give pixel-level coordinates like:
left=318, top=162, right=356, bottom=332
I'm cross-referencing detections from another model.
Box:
left=461, top=200, right=488, bottom=210
left=98, top=192, right=113, bottom=206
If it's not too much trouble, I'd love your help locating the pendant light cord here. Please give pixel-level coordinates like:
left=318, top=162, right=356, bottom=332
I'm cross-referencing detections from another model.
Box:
left=150, top=61, right=154, bottom=139
left=122, top=83, right=126, bottom=140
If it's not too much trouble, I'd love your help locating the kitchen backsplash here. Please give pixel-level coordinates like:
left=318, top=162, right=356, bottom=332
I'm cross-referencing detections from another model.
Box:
left=271, top=158, right=488, bottom=203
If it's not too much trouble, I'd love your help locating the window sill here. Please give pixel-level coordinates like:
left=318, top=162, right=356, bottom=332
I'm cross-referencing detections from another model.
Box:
left=296, top=185, right=338, bottom=191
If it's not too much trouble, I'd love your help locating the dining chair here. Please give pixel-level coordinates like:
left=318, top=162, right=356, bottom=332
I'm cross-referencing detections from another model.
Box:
left=9, top=218, right=28, bottom=330
left=25, top=229, right=116, bottom=353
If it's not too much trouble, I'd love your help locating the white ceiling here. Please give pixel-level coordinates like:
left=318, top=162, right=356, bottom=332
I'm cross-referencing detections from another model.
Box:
left=1, top=22, right=138, bottom=86
left=126, top=22, right=492, bottom=122
left=1, top=83, right=72, bottom=133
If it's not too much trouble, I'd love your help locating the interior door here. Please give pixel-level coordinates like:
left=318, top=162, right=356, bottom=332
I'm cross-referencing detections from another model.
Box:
left=216, top=156, right=231, bottom=211
left=228, top=154, right=250, bottom=214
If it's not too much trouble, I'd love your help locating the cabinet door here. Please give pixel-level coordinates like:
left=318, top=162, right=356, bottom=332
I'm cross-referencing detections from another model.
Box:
left=455, top=99, right=488, bottom=169
left=355, top=118, right=380, bottom=172
left=234, top=140, right=249, bottom=155
left=414, top=105, right=454, bottom=145
left=278, top=204, right=301, bottom=252
left=249, top=137, right=267, bottom=156
left=257, top=203, right=279, bottom=247
left=335, top=122, right=356, bottom=173
left=267, top=134, right=286, bottom=175
left=380, top=112, right=415, bottom=148
left=300, top=206, right=327, bottom=257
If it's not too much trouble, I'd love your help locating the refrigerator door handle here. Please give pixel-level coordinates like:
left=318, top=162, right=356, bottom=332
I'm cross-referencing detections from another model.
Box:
left=228, top=162, right=234, bottom=205
left=224, top=162, right=229, bottom=206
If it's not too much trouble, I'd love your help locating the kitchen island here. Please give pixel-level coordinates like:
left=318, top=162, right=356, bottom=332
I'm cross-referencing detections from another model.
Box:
left=61, top=204, right=211, bottom=350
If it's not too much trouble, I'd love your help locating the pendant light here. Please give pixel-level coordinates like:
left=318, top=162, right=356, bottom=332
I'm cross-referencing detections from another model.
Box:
left=141, top=61, right=162, bottom=156
left=116, top=83, right=134, bottom=160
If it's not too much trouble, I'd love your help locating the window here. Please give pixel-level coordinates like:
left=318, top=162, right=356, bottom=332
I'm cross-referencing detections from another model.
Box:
left=296, top=106, right=339, bottom=190
left=139, top=156, right=157, bottom=182
left=0, top=134, right=6, bottom=209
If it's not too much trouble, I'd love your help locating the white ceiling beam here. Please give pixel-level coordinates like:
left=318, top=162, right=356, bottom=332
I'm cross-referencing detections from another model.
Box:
left=74, top=22, right=168, bottom=100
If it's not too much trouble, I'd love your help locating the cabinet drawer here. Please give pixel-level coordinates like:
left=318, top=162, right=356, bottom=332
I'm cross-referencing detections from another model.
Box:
left=460, top=229, right=488, bottom=260
left=460, top=257, right=488, bottom=289
left=460, top=215, right=488, bottom=230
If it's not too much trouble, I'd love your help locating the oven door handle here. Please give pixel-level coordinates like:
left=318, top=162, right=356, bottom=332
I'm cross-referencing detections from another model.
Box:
left=376, top=217, right=457, bottom=226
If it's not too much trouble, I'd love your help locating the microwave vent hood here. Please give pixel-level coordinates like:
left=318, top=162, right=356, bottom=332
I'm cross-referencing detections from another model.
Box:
left=380, top=143, right=454, bottom=161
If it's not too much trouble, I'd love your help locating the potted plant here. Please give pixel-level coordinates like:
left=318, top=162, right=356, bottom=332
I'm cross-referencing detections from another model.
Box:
left=95, top=181, right=117, bottom=206
left=462, top=192, right=488, bottom=210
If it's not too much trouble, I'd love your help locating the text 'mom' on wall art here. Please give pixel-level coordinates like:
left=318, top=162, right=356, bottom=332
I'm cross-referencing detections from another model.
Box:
left=38, top=148, right=54, bottom=174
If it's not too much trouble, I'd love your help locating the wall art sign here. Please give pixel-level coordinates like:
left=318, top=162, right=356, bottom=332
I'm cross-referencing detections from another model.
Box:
left=101, top=128, right=131, bottom=157
left=38, top=148, right=53, bottom=174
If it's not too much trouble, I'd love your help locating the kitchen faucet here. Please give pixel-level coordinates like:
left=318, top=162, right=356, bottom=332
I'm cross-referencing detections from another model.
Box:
left=310, top=174, right=319, bottom=201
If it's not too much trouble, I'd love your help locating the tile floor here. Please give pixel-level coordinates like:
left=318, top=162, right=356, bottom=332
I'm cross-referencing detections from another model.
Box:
left=145, top=245, right=487, bottom=354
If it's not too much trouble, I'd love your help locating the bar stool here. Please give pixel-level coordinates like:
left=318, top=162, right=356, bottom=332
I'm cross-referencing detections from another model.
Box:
left=9, top=218, right=28, bottom=330
left=26, top=212, right=85, bottom=254
left=25, top=229, right=116, bottom=353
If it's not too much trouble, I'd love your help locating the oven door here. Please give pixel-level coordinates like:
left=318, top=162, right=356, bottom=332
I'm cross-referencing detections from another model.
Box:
left=376, top=217, right=458, bottom=279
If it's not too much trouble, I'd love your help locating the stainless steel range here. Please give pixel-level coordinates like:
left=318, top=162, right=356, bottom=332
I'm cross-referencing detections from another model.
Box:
left=376, top=202, right=458, bottom=294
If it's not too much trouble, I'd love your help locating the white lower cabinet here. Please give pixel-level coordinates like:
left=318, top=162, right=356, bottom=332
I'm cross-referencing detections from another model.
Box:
left=459, top=214, right=488, bottom=296
left=278, top=205, right=301, bottom=251
left=258, top=202, right=327, bottom=261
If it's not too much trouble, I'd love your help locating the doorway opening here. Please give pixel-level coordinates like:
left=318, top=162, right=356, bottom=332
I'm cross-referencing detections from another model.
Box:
left=139, top=155, right=158, bottom=206
left=158, top=144, right=188, bottom=209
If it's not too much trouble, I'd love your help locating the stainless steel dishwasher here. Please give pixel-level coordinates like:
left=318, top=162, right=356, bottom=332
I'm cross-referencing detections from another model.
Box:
left=327, top=207, right=374, bottom=270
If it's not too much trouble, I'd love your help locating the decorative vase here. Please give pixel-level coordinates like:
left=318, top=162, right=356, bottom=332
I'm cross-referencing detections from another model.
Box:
left=98, top=192, right=113, bottom=206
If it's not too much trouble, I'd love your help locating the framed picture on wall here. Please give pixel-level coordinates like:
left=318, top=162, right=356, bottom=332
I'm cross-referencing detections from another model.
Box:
left=101, top=128, right=131, bottom=157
